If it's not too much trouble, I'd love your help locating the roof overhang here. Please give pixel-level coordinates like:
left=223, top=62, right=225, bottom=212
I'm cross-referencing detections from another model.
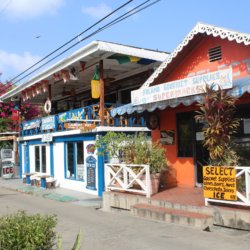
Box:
left=1, top=41, right=168, bottom=103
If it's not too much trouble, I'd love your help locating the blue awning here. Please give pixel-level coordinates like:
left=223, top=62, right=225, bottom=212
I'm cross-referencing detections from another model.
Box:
left=111, top=76, right=250, bottom=117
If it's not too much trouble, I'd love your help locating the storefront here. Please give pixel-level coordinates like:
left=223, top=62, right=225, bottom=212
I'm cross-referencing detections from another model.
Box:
left=1, top=40, right=167, bottom=196
left=113, top=23, right=250, bottom=188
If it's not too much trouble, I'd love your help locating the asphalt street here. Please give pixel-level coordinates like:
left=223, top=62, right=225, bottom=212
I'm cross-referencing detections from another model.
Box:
left=0, top=188, right=250, bottom=250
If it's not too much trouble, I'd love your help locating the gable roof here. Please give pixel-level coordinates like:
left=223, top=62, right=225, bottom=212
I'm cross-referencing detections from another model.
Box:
left=142, top=22, right=250, bottom=88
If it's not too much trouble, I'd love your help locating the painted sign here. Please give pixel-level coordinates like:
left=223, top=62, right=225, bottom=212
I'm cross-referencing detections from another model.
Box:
left=58, top=108, right=86, bottom=123
left=64, top=123, right=96, bottom=131
left=41, top=134, right=53, bottom=142
left=2, top=163, right=14, bottom=179
left=23, top=119, right=40, bottom=130
left=131, top=68, right=232, bottom=105
left=41, top=116, right=56, bottom=130
left=160, top=130, right=175, bottom=145
left=203, top=166, right=237, bottom=200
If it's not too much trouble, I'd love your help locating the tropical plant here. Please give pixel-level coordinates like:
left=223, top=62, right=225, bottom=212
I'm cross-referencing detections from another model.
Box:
left=95, top=131, right=168, bottom=174
left=195, top=83, right=240, bottom=165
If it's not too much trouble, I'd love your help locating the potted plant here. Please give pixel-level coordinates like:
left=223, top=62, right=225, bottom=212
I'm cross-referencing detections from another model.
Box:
left=95, top=131, right=168, bottom=194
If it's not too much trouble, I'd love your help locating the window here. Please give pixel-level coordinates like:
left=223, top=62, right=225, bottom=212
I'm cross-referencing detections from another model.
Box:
left=34, top=145, right=47, bottom=173
left=208, top=46, right=222, bottom=62
left=177, top=112, right=194, bottom=157
left=66, top=141, right=84, bottom=181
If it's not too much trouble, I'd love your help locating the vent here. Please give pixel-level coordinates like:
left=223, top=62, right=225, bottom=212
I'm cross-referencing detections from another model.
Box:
left=208, top=46, right=222, bottom=62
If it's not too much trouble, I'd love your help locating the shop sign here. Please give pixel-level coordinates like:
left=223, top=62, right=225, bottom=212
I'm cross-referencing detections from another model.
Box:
left=58, top=108, right=86, bottom=123
left=2, top=163, right=14, bottom=179
left=23, top=119, right=40, bottom=130
left=160, top=130, right=175, bottom=145
left=41, top=116, right=55, bottom=130
left=64, top=123, right=96, bottom=131
left=131, top=68, right=232, bottom=105
left=203, top=166, right=237, bottom=200
left=1, top=149, right=13, bottom=159
left=41, top=134, right=53, bottom=142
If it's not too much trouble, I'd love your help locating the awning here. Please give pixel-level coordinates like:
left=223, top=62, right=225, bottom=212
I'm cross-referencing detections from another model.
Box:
left=111, top=76, right=250, bottom=117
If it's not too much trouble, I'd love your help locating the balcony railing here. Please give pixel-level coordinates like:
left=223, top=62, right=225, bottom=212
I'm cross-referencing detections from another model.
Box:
left=20, top=103, right=146, bottom=136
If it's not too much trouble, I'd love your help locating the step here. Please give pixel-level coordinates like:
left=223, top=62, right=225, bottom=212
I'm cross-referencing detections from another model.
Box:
left=131, top=203, right=213, bottom=230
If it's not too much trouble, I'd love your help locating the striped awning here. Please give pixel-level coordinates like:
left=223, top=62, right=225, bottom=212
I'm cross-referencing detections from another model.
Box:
left=111, top=76, right=250, bottom=117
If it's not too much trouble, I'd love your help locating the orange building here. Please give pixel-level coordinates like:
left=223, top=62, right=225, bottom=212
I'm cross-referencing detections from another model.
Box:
left=122, top=23, right=250, bottom=188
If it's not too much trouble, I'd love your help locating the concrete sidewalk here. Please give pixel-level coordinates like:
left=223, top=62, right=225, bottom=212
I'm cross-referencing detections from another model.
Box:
left=0, top=177, right=102, bottom=208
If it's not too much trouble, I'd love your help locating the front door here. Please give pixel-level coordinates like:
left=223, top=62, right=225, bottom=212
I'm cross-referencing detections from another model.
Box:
left=194, top=121, right=209, bottom=185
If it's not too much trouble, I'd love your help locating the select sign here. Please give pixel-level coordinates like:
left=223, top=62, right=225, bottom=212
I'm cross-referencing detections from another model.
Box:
left=203, top=166, right=237, bottom=200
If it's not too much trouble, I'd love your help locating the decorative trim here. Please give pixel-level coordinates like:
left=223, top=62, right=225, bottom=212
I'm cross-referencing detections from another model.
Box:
left=142, top=22, right=250, bottom=87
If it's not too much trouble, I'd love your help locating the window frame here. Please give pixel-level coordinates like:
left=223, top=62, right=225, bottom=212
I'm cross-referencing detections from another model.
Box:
left=65, top=141, right=85, bottom=181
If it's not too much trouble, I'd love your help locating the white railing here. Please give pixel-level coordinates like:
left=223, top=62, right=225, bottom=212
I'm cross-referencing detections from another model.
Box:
left=105, top=163, right=151, bottom=198
left=205, top=166, right=250, bottom=207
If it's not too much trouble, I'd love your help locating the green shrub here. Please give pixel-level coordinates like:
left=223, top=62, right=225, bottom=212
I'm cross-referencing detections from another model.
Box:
left=96, top=131, right=167, bottom=174
left=0, top=211, right=57, bottom=250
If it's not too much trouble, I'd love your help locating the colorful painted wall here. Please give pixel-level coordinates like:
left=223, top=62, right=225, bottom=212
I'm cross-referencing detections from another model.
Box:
left=152, top=36, right=250, bottom=187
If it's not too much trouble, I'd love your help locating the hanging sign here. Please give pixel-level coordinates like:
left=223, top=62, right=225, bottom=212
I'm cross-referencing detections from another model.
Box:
left=41, top=116, right=55, bottom=130
left=64, top=123, right=96, bottom=131
left=203, top=166, right=237, bottom=200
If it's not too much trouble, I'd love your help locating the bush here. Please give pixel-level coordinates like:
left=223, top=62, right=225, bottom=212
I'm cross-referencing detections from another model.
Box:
left=0, top=211, right=57, bottom=250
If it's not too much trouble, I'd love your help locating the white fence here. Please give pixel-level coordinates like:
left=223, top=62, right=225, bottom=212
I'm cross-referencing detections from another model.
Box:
left=105, top=163, right=151, bottom=198
left=205, top=166, right=250, bottom=207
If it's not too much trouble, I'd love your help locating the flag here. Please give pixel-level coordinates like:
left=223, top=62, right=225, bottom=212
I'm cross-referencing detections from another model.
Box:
left=69, top=67, right=78, bottom=81
left=91, top=66, right=100, bottom=99
left=53, top=73, right=61, bottom=81
left=80, top=61, right=86, bottom=72
left=61, top=70, right=70, bottom=83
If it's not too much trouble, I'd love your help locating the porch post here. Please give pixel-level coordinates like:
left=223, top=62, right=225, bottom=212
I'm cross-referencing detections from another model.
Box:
left=99, top=60, right=104, bottom=126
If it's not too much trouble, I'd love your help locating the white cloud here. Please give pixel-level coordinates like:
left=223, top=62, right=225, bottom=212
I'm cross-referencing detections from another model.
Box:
left=82, top=2, right=112, bottom=19
left=3, top=0, right=65, bottom=20
left=0, top=50, right=41, bottom=79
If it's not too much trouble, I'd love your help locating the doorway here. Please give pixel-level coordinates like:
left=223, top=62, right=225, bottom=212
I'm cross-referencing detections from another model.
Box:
left=194, top=120, right=209, bottom=185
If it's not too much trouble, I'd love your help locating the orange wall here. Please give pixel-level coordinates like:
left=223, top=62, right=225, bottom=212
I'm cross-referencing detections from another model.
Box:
left=152, top=36, right=250, bottom=188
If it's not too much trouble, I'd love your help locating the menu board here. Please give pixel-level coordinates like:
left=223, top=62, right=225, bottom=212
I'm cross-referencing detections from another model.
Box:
left=203, top=166, right=237, bottom=200
left=86, top=156, right=96, bottom=190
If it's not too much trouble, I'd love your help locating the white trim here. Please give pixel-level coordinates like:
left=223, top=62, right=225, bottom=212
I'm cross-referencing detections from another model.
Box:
left=17, top=126, right=150, bottom=141
left=142, top=22, right=250, bottom=88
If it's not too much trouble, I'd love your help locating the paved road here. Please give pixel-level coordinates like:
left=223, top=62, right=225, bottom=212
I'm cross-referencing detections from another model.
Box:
left=0, top=188, right=250, bottom=250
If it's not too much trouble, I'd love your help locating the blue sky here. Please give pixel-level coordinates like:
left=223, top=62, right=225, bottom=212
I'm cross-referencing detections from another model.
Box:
left=1, top=0, right=250, bottom=83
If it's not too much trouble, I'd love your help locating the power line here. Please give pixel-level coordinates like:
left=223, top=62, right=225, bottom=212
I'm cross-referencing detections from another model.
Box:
left=1, top=0, right=161, bottom=96
left=13, top=0, right=157, bottom=84
left=9, top=0, right=133, bottom=84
